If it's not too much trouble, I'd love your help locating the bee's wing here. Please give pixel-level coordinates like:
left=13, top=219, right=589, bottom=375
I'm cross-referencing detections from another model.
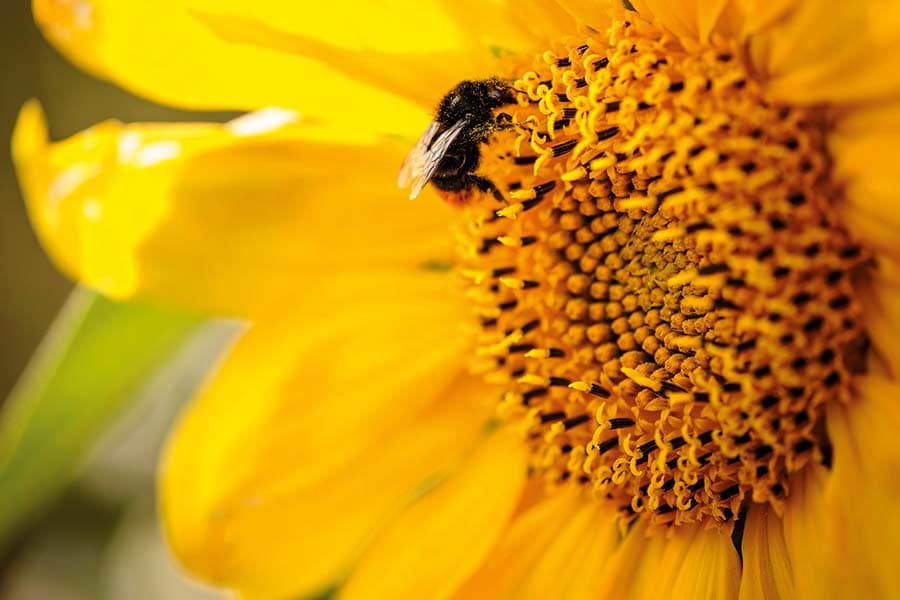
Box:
left=398, top=120, right=438, bottom=191
left=398, top=118, right=469, bottom=200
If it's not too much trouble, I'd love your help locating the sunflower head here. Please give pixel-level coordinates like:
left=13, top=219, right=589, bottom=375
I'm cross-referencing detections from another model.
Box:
left=13, top=0, right=900, bottom=598
left=439, top=14, right=870, bottom=528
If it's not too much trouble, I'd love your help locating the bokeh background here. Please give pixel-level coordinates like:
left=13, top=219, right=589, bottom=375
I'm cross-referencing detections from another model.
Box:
left=0, top=2, right=235, bottom=597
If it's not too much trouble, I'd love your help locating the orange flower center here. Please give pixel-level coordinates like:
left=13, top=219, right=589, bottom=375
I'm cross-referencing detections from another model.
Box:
left=456, top=16, right=868, bottom=527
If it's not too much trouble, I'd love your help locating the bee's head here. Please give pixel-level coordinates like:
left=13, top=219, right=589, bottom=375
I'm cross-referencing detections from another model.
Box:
left=436, top=78, right=515, bottom=126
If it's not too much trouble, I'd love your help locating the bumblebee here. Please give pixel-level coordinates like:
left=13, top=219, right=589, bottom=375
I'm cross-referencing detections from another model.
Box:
left=398, top=77, right=516, bottom=202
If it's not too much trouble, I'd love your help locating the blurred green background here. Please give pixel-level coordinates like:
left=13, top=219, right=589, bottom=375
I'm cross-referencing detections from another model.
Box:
left=1, top=0, right=71, bottom=401
left=1, top=2, right=235, bottom=597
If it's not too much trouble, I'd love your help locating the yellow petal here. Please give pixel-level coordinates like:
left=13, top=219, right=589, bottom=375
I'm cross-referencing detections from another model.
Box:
left=857, top=270, right=900, bottom=380
left=738, top=504, right=795, bottom=600
left=161, top=288, right=479, bottom=599
left=594, top=521, right=740, bottom=600
left=821, top=374, right=900, bottom=599
left=748, top=0, right=900, bottom=105
left=338, top=428, right=527, bottom=600
left=190, top=11, right=473, bottom=112
left=592, top=522, right=663, bottom=599
left=828, top=104, right=900, bottom=377
left=830, top=104, right=900, bottom=263
left=453, top=492, right=620, bottom=600
left=664, top=525, right=741, bottom=600
left=733, top=0, right=792, bottom=36
left=13, top=101, right=458, bottom=316
left=780, top=375, right=900, bottom=600
left=437, top=0, right=568, bottom=56
left=782, top=378, right=900, bottom=600
left=781, top=463, right=831, bottom=599
left=500, top=0, right=583, bottom=44
left=186, top=0, right=556, bottom=109
left=642, top=525, right=740, bottom=600
left=183, top=0, right=469, bottom=55
left=32, top=0, right=425, bottom=128
left=631, top=0, right=738, bottom=43
left=554, top=0, right=613, bottom=31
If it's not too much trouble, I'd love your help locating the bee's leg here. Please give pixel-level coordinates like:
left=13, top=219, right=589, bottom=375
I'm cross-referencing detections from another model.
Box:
left=469, top=175, right=504, bottom=202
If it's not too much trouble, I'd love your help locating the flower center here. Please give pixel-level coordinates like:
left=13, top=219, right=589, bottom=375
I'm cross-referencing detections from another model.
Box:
left=457, top=17, right=868, bottom=526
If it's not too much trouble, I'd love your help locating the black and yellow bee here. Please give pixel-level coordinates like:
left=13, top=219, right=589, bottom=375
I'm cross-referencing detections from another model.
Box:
left=398, top=77, right=516, bottom=204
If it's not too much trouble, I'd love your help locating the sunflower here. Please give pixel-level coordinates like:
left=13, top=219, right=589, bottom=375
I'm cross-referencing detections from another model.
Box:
left=13, top=0, right=900, bottom=598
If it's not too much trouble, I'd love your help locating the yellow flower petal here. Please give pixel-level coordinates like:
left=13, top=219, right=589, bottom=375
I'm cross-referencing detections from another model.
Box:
left=189, top=10, right=479, bottom=112
left=829, top=104, right=900, bottom=376
left=738, top=504, right=795, bottom=600
left=733, top=0, right=792, bottom=36
left=554, top=0, right=613, bottom=31
left=161, top=286, right=479, bottom=599
left=821, top=374, right=900, bottom=599
left=13, top=101, right=457, bottom=316
left=594, top=521, right=740, bottom=599
left=502, top=0, right=583, bottom=43
left=338, top=428, right=527, bottom=600
left=591, top=522, right=663, bottom=599
left=858, top=272, right=900, bottom=379
left=452, top=493, right=588, bottom=600
left=662, top=525, right=741, bottom=600
left=183, top=0, right=468, bottom=55
left=781, top=463, right=831, bottom=599
left=630, top=0, right=737, bottom=42
left=453, top=491, right=621, bottom=600
left=778, top=360, right=900, bottom=600
left=32, top=0, right=424, bottom=127
left=438, top=0, right=568, bottom=54
left=645, top=526, right=740, bottom=600
left=830, top=104, right=900, bottom=263
left=454, top=492, right=620, bottom=600
left=187, top=1, right=582, bottom=112
left=748, top=0, right=900, bottom=105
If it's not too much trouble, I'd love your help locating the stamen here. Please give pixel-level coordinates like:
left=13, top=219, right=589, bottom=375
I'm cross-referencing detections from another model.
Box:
left=569, top=381, right=611, bottom=397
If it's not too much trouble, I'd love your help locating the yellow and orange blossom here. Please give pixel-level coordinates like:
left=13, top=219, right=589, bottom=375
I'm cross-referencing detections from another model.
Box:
left=13, top=0, right=900, bottom=598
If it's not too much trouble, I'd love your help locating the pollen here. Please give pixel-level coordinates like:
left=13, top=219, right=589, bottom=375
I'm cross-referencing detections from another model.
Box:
left=458, top=17, right=869, bottom=527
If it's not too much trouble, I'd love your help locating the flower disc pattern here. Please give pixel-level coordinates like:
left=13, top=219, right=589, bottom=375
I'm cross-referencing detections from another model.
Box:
left=460, top=16, right=869, bottom=526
